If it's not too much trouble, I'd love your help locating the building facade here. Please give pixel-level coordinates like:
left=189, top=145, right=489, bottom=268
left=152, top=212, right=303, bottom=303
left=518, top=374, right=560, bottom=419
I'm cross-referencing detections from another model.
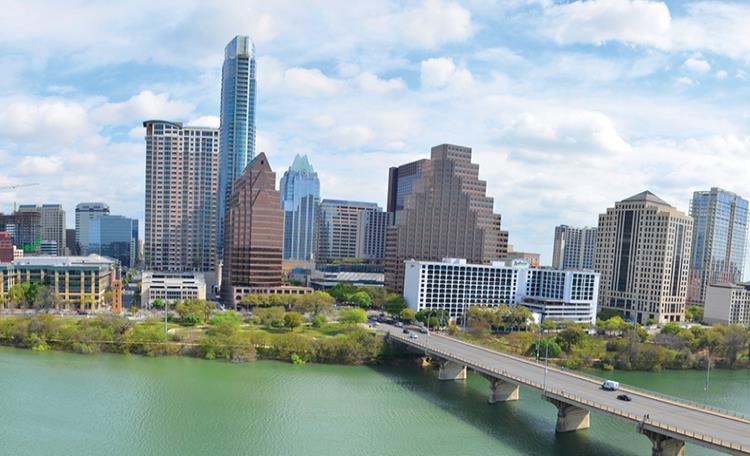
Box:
left=88, top=215, right=139, bottom=269
left=141, top=271, right=206, bottom=308
left=222, top=153, right=284, bottom=306
left=552, top=225, right=597, bottom=270
left=500, top=251, right=541, bottom=268
left=387, top=159, right=431, bottom=213
left=403, top=258, right=598, bottom=324
left=280, top=154, right=320, bottom=261
left=0, top=255, right=119, bottom=310
left=0, top=232, right=13, bottom=262
left=594, top=191, right=693, bottom=324
left=385, top=144, right=509, bottom=294
left=317, top=200, right=382, bottom=262
left=217, top=35, right=257, bottom=253
left=356, top=210, right=392, bottom=261
left=143, top=120, right=219, bottom=272
left=75, top=202, right=110, bottom=254
left=688, top=188, right=748, bottom=306
left=17, top=204, right=66, bottom=255
left=0, top=211, right=40, bottom=253
left=704, top=282, right=750, bottom=325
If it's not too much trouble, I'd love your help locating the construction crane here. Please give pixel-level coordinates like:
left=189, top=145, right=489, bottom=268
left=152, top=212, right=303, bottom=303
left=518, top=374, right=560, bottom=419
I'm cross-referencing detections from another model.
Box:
left=0, top=183, right=39, bottom=212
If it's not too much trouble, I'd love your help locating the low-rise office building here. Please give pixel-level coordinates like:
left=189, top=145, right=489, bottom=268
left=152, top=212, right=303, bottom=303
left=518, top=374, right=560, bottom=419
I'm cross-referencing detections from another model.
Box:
left=0, top=255, right=119, bottom=310
left=704, top=282, right=750, bottom=326
left=141, top=271, right=206, bottom=308
left=403, top=258, right=598, bottom=324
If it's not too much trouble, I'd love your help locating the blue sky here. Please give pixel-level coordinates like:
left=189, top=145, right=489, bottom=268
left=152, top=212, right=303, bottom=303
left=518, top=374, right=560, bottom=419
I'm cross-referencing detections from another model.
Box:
left=2, top=0, right=750, bottom=267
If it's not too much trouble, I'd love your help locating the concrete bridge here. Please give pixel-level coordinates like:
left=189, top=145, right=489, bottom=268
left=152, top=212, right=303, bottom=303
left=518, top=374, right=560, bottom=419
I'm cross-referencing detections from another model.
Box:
left=382, top=324, right=750, bottom=456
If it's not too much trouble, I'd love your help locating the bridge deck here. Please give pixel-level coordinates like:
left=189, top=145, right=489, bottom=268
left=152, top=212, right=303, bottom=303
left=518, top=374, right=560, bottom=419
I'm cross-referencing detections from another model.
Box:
left=382, top=324, right=750, bottom=455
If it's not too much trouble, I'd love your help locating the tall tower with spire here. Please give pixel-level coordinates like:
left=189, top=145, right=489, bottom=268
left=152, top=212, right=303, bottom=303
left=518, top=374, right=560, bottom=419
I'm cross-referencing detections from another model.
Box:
left=217, top=35, right=257, bottom=256
left=280, top=154, right=320, bottom=261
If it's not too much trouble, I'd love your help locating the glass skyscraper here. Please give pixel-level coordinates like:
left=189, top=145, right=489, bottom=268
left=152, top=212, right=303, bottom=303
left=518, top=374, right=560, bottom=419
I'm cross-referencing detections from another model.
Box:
left=280, top=154, right=320, bottom=261
left=217, top=35, right=257, bottom=254
left=88, top=215, right=139, bottom=269
left=688, top=188, right=749, bottom=306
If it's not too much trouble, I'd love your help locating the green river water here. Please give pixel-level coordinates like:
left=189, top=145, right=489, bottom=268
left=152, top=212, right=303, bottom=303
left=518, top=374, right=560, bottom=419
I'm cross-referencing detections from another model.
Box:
left=1, top=347, right=748, bottom=455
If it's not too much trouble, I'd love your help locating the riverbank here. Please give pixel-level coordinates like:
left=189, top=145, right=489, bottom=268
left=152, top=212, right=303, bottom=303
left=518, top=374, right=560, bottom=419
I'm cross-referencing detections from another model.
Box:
left=0, top=314, right=390, bottom=365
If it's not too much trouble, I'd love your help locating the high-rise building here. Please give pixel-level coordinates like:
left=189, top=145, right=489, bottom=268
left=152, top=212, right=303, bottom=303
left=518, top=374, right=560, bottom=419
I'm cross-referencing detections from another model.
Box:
left=88, top=215, right=139, bottom=269
left=17, top=204, right=65, bottom=255
left=552, top=225, right=598, bottom=270
left=143, top=120, right=219, bottom=272
left=0, top=232, right=13, bottom=262
left=384, top=144, right=508, bottom=294
left=387, top=159, right=431, bottom=213
left=217, top=35, right=257, bottom=254
left=356, top=211, right=392, bottom=261
left=688, top=188, right=749, bottom=306
left=65, top=229, right=78, bottom=255
left=317, top=200, right=382, bottom=262
left=280, top=154, right=320, bottom=261
left=594, top=191, right=692, bottom=324
left=0, top=211, right=40, bottom=253
left=222, top=153, right=284, bottom=305
left=403, top=258, right=599, bottom=324
left=75, top=202, right=109, bottom=254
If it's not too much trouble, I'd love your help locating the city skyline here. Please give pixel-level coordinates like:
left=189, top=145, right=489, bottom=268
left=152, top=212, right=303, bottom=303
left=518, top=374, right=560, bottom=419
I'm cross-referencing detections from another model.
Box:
left=3, top=1, right=750, bottom=271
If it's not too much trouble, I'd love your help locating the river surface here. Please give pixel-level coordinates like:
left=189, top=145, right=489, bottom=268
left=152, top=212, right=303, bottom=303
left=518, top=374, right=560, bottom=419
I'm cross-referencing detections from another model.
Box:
left=1, top=347, right=749, bottom=455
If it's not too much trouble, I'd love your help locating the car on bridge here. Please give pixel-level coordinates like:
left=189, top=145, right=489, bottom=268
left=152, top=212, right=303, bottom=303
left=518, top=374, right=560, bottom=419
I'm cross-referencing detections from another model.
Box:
left=616, top=394, right=631, bottom=402
left=601, top=380, right=620, bottom=391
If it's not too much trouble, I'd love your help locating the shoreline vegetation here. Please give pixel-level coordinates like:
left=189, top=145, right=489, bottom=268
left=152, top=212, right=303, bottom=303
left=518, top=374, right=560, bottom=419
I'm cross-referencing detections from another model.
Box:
left=1, top=281, right=748, bottom=373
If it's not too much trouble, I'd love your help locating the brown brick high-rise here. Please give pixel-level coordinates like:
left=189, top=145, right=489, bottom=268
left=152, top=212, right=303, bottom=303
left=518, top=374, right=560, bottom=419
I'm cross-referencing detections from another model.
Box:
left=385, top=144, right=508, bottom=294
left=222, top=153, right=284, bottom=306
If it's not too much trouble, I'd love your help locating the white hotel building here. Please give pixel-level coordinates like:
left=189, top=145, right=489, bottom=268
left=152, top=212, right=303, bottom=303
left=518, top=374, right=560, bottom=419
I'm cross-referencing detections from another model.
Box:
left=403, top=258, right=599, bottom=324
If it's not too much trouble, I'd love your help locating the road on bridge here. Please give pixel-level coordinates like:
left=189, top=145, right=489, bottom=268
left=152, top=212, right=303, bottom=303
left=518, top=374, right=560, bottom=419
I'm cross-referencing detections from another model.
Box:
left=380, top=323, right=750, bottom=454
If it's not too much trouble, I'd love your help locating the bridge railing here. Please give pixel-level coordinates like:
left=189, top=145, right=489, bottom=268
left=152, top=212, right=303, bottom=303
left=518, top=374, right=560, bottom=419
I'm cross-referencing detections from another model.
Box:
left=395, top=333, right=750, bottom=453
left=546, top=388, right=750, bottom=454
left=420, top=331, right=750, bottom=423
left=541, top=363, right=750, bottom=423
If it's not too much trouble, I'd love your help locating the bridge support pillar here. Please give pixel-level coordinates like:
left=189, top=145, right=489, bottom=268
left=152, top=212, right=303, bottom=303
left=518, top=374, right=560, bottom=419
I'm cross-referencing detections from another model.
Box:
left=488, top=378, right=519, bottom=403
left=641, top=429, right=685, bottom=456
left=545, top=397, right=590, bottom=433
left=438, top=360, right=467, bottom=380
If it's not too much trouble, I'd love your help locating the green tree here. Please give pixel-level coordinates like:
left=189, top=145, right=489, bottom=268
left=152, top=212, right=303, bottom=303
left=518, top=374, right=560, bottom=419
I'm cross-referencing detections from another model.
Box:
left=556, top=324, right=585, bottom=353
left=526, top=338, right=562, bottom=358
left=660, top=322, right=682, bottom=335
left=8, top=283, right=26, bottom=308
left=399, top=308, right=416, bottom=322
left=283, top=311, right=305, bottom=331
left=349, top=291, right=372, bottom=308
left=254, top=307, right=286, bottom=328
left=32, top=285, right=58, bottom=310
left=427, top=316, right=440, bottom=329
left=385, top=295, right=406, bottom=316
left=362, top=287, right=387, bottom=309
left=297, top=291, right=335, bottom=316
left=312, top=314, right=327, bottom=328
left=328, top=283, right=357, bottom=302
left=686, top=306, right=704, bottom=323
left=541, top=319, right=557, bottom=332
left=151, top=298, right=165, bottom=310
left=339, top=308, right=367, bottom=325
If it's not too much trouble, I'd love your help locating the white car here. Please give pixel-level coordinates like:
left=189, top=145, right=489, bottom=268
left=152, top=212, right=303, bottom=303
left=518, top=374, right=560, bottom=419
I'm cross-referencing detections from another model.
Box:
left=601, top=380, right=620, bottom=391
left=409, top=333, right=419, bottom=339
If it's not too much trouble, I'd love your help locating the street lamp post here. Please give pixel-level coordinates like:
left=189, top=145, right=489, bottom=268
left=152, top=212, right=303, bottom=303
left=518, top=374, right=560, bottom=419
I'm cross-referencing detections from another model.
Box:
left=543, top=338, right=550, bottom=392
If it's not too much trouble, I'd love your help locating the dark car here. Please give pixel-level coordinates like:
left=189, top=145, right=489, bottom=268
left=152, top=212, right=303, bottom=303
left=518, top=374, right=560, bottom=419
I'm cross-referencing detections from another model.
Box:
left=616, top=394, right=631, bottom=402
left=403, top=328, right=410, bottom=334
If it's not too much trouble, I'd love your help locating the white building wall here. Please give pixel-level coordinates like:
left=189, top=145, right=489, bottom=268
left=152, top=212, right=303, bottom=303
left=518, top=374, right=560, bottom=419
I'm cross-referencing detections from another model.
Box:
left=402, top=259, right=598, bottom=324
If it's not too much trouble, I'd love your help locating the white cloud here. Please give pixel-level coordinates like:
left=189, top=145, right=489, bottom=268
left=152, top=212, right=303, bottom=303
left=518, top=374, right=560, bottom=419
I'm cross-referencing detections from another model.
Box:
left=675, top=76, right=695, bottom=86
left=0, top=97, right=94, bottom=145
left=17, top=156, right=64, bottom=175
left=682, top=56, right=710, bottom=73
left=91, top=90, right=194, bottom=125
left=715, top=69, right=728, bottom=80
left=187, top=115, right=220, bottom=129
left=356, top=72, right=406, bottom=94
left=420, top=58, right=457, bottom=88
left=378, top=0, right=474, bottom=48
left=543, top=0, right=671, bottom=48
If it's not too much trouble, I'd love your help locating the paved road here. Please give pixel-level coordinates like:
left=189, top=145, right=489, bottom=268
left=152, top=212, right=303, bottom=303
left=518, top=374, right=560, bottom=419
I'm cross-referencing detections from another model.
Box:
left=380, top=324, right=750, bottom=454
